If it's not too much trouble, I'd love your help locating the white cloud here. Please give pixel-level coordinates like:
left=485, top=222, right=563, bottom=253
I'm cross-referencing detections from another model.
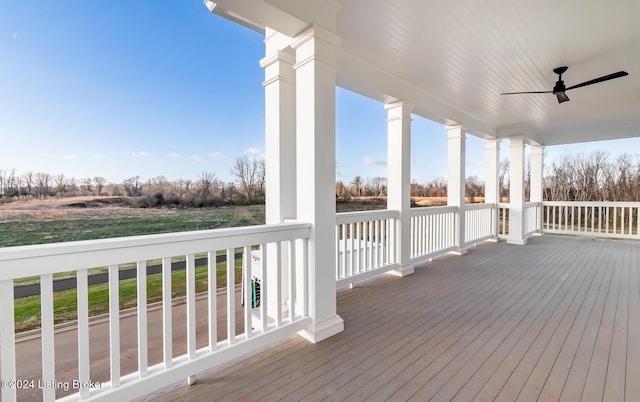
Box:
left=12, top=32, right=17, bottom=39
left=167, top=152, right=182, bottom=158
left=131, top=151, right=150, bottom=158
left=362, top=156, right=387, bottom=166
left=245, top=147, right=261, bottom=155
left=190, top=155, right=204, bottom=162
left=210, top=151, right=225, bottom=159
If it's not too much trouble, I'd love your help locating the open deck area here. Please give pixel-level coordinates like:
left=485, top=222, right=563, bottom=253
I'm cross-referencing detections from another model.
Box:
left=143, top=235, right=640, bottom=402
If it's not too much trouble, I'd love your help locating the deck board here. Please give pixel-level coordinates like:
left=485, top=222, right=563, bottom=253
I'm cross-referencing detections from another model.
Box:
left=143, top=235, right=640, bottom=402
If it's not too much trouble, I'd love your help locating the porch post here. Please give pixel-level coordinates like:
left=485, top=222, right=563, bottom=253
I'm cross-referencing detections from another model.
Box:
left=484, top=139, right=500, bottom=240
left=508, top=135, right=527, bottom=245
left=386, top=101, right=414, bottom=276
left=262, top=28, right=296, bottom=225
left=530, top=144, right=544, bottom=233
left=447, top=125, right=467, bottom=254
left=291, top=26, right=344, bottom=343
left=261, top=29, right=296, bottom=316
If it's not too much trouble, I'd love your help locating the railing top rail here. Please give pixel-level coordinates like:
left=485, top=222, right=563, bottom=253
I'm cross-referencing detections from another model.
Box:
left=465, top=203, right=495, bottom=211
left=410, top=205, right=458, bottom=216
left=336, top=209, right=399, bottom=224
left=497, top=202, right=541, bottom=208
left=542, top=201, right=640, bottom=207
left=0, top=222, right=311, bottom=280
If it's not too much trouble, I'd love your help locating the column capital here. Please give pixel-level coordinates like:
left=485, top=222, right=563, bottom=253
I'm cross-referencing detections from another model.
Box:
left=530, top=144, right=544, bottom=155
left=260, top=48, right=296, bottom=87
left=291, top=25, right=341, bottom=70
left=484, top=138, right=500, bottom=150
left=260, top=48, right=295, bottom=69
left=264, top=28, right=294, bottom=53
left=290, top=25, right=342, bottom=50
left=509, top=134, right=525, bottom=147
left=447, top=125, right=466, bottom=140
left=384, top=101, right=413, bottom=121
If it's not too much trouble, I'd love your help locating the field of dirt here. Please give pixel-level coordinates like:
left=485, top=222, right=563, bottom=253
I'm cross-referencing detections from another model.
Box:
left=0, top=196, right=134, bottom=220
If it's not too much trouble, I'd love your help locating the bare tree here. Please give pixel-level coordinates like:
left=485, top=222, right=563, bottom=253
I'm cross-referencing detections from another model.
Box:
left=93, top=177, right=107, bottom=196
left=54, top=174, right=67, bottom=197
left=23, top=171, right=33, bottom=196
left=465, top=175, right=484, bottom=203
left=499, top=159, right=509, bottom=200
left=232, top=156, right=262, bottom=203
left=123, top=176, right=142, bottom=196
left=34, top=172, right=51, bottom=198
left=351, top=176, right=362, bottom=197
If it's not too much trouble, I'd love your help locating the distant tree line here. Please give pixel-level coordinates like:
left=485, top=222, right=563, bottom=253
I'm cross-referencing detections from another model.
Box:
left=334, top=151, right=640, bottom=204
left=2, top=151, right=639, bottom=207
left=336, top=175, right=486, bottom=203
left=544, top=151, right=640, bottom=202
left=0, top=156, right=265, bottom=208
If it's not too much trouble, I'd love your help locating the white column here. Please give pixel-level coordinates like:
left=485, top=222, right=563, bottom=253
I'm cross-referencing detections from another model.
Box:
left=262, top=28, right=297, bottom=224
left=386, top=101, right=414, bottom=276
left=484, top=139, right=500, bottom=240
left=530, top=144, right=544, bottom=233
left=292, top=26, right=343, bottom=343
left=447, top=125, right=467, bottom=254
left=260, top=29, right=297, bottom=318
left=508, top=135, right=527, bottom=245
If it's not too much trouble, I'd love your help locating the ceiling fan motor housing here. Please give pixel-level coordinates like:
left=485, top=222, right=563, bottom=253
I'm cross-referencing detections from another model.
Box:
left=552, top=80, right=566, bottom=94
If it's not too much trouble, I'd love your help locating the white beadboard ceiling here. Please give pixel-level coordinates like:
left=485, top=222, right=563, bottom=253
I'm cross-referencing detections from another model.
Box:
left=210, top=0, right=639, bottom=146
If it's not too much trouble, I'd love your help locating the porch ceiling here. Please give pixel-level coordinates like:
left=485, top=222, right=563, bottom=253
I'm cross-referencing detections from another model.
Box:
left=209, top=0, right=640, bottom=146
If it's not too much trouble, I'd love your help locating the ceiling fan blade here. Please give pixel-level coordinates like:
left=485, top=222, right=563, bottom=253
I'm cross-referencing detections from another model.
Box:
left=565, top=71, right=629, bottom=91
left=501, top=91, right=552, bottom=95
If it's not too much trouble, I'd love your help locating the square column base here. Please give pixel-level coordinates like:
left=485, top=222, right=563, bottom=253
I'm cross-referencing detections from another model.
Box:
left=390, top=263, right=415, bottom=277
left=450, top=248, right=468, bottom=256
left=298, top=314, right=344, bottom=344
left=507, top=238, right=528, bottom=245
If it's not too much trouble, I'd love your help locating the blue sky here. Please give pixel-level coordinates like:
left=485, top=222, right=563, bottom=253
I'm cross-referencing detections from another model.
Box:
left=1, top=2, right=638, bottom=186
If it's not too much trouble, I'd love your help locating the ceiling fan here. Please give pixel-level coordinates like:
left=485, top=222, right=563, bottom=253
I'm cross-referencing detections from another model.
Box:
left=501, top=66, right=629, bottom=103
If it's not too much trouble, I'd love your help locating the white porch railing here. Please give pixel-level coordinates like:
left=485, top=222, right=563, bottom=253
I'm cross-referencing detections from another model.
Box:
left=409, top=206, right=457, bottom=264
left=0, top=223, right=310, bottom=402
left=524, top=201, right=541, bottom=237
left=335, top=210, right=399, bottom=287
left=464, top=203, right=495, bottom=245
left=543, top=201, right=640, bottom=239
left=497, top=202, right=541, bottom=239
left=498, top=203, right=510, bottom=239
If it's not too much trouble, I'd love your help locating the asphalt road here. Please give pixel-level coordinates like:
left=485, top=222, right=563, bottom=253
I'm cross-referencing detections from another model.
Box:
left=12, top=289, right=245, bottom=401
left=14, top=253, right=244, bottom=299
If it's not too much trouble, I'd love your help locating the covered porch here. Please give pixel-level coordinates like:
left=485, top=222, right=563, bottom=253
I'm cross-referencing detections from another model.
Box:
left=1, top=0, right=639, bottom=401
left=143, top=234, right=640, bottom=401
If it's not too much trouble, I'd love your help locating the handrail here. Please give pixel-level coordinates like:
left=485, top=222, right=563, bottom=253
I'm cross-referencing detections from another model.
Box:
left=410, top=205, right=458, bottom=216
left=0, top=222, right=311, bottom=401
left=335, top=209, right=399, bottom=224
left=0, top=223, right=311, bottom=281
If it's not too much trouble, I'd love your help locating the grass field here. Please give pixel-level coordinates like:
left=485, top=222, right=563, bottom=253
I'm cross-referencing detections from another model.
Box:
left=0, top=200, right=265, bottom=247
left=1, top=195, right=440, bottom=332
left=14, top=259, right=242, bottom=332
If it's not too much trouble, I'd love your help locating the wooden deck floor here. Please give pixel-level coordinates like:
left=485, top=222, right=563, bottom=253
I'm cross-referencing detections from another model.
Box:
left=143, top=235, right=640, bottom=402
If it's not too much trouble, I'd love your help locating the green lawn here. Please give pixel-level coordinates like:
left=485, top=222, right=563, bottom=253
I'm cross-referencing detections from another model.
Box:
left=14, top=259, right=243, bottom=332
left=0, top=206, right=265, bottom=247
